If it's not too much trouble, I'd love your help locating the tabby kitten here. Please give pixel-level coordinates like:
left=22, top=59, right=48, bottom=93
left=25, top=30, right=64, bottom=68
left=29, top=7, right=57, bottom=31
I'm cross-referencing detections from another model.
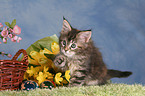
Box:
left=54, top=17, right=132, bottom=86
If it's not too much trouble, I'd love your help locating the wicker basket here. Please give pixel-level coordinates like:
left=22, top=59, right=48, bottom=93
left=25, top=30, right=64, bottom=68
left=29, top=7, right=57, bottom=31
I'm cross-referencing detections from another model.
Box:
left=0, top=49, right=28, bottom=91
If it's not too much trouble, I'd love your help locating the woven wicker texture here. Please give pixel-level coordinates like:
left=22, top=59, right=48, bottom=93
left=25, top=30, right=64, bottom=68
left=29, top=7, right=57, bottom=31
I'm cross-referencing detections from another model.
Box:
left=0, top=49, right=28, bottom=91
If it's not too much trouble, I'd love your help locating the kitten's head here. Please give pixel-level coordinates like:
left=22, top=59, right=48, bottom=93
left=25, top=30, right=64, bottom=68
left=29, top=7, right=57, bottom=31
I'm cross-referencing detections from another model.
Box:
left=59, top=17, right=92, bottom=58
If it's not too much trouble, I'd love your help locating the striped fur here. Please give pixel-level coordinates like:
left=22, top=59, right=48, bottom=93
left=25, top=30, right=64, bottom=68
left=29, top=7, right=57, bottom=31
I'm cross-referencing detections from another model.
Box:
left=53, top=18, right=132, bottom=86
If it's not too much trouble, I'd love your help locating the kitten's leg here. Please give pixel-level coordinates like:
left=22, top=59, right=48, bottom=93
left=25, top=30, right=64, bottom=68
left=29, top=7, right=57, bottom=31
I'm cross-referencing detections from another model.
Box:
left=53, top=54, right=67, bottom=73
left=85, top=80, right=99, bottom=86
left=69, top=70, right=86, bottom=86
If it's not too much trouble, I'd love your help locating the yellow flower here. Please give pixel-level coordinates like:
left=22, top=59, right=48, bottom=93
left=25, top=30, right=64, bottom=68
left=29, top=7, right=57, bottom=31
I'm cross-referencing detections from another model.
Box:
left=61, top=70, right=71, bottom=85
left=54, top=73, right=63, bottom=85
left=28, top=50, right=54, bottom=68
left=65, top=70, right=71, bottom=82
left=39, top=48, right=52, bottom=57
left=39, top=42, right=59, bottom=55
left=30, top=51, right=43, bottom=61
left=26, top=66, right=36, bottom=77
left=38, top=57, right=53, bottom=68
left=35, top=66, right=43, bottom=71
left=26, top=66, right=42, bottom=77
left=28, top=51, right=43, bottom=65
left=23, top=72, right=29, bottom=80
left=51, top=41, right=60, bottom=55
left=28, top=56, right=39, bottom=65
left=39, top=57, right=48, bottom=65
left=36, top=72, right=47, bottom=85
left=43, top=66, right=54, bottom=80
left=43, top=66, right=49, bottom=73
left=25, top=40, right=60, bottom=85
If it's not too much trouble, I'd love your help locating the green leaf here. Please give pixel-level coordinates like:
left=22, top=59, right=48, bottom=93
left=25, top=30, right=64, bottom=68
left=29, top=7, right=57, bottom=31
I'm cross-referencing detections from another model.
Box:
left=5, top=22, right=11, bottom=27
left=44, top=53, right=55, bottom=60
left=0, top=29, right=2, bottom=32
left=47, top=43, right=53, bottom=53
left=28, top=54, right=35, bottom=60
left=10, top=19, right=16, bottom=29
left=31, top=44, right=40, bottom=52
left=0, top=34, right=3, bottom=38
left=19, top=34, right=59, bottom=61
left=26, top=34, right=59, bottom=54
left=39, top=44, right=45, bottom=50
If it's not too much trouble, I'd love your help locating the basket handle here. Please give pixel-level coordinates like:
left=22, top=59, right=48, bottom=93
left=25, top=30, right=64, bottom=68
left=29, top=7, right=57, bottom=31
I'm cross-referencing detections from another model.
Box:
left=11, top=49, right=28, bottom=63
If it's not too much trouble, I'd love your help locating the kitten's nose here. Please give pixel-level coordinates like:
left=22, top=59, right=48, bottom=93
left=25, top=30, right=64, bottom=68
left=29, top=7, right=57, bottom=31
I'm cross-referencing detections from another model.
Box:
left=65, top=47, right=69, bottom=51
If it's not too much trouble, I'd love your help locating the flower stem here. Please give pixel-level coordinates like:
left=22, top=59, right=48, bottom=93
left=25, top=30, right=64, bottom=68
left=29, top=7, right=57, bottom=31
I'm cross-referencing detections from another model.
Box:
left=0, top=52, right=12, bottom=58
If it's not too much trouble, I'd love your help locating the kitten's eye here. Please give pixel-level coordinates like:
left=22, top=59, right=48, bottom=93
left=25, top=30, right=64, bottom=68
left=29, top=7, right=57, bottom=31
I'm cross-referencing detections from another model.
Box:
left=62, top=40, right=66, bottom=46
left=71, top=43, right=76, bottom=48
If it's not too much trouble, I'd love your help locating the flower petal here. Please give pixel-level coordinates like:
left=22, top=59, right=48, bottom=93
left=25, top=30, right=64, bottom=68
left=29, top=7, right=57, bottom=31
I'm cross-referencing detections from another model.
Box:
left=51, top=41, right=60, bottom=55
left=30, top=51, right=42, bottom=62
left=0, top=23, right=3, bottom=28
left=13, top=25, right=21, bottom=35
left=65, top=70, right=71, bottom=82
left=28, top=56, right=39, bottom=65
left=38, top=57, right=53, bottom=67
left=1, top=27, right=8, bottom=37
left=36, top=72, right=47, bottom=85
left=54, top=73, right=63, bottom=85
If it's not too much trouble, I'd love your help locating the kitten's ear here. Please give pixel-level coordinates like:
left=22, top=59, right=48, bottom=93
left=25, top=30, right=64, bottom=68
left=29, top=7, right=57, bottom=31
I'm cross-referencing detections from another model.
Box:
left=77, top=30, right=92, bottom=43
left=61, top=17, right=72, bottom=34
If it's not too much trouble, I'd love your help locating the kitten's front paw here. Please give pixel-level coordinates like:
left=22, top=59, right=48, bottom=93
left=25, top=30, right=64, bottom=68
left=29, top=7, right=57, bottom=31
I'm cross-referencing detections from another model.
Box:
left=54, top=56, right=66, bottom=67
left=54, top=55, right=67, bottom=72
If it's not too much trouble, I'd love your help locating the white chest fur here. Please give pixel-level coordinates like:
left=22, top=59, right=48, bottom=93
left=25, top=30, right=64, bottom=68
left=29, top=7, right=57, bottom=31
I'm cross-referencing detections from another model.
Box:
left=67, top=60, right=80, bottom=75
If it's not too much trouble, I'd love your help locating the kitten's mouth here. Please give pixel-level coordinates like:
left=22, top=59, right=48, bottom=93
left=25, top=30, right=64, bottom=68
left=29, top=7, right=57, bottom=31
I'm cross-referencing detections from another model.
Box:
left=62, top=50, right=75, bottom=57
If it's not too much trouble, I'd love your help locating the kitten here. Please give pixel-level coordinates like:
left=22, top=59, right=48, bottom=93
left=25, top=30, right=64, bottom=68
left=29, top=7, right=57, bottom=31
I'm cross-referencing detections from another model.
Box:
left=54, top=17, right=132, bottom=86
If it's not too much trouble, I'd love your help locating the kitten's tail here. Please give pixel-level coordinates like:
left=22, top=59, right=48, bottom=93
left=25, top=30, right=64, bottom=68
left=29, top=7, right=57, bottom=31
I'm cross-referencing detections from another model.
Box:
left=106, top=69, right=132, bottom=79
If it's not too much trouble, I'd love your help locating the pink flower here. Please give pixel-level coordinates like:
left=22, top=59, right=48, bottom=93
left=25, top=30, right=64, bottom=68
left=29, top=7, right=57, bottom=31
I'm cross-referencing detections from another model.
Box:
left=13, top=25, right=21, bottom=35
left=12, top=36, right=22, bottom=43
left=0, top=42, right=1, bottom=44
left=7, top=54, right=12, bottom=58
left=13, top=36, right=18, bottom=40
left=1, top=26, right=8, bottom=37
left=9, top=28, right=13, bottom=33
left=0, top=23, right=3, bottom=28
left=8, top=34, right=13, bottom=38
left=3, top=38, right=7, bottom=43
left=11, top=38, right=16, bottom=42
left=17, top=37, right=22, bottom=43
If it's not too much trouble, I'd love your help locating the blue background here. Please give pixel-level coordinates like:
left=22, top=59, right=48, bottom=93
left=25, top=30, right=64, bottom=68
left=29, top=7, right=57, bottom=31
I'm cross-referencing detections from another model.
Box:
left=0, top=0, right=145, bottom=85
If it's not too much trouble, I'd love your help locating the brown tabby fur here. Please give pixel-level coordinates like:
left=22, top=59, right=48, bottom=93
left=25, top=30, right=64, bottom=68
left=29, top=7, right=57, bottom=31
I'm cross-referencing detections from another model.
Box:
left=54, top=17, right=132, bottom=86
